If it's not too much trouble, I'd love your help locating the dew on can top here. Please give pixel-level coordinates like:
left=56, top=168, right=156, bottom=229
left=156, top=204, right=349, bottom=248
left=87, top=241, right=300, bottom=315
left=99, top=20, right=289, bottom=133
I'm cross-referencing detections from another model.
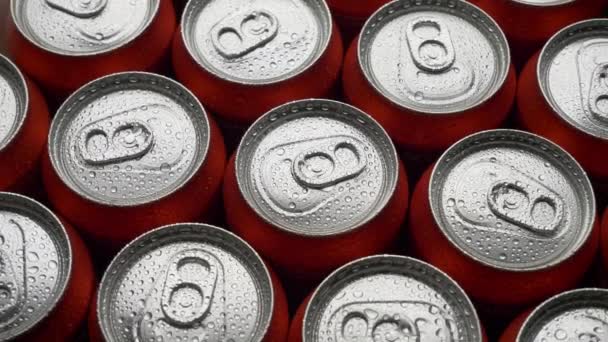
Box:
left=303, top=255, right=482, bottom=342
left=358, top=0, right=510, bottom=114
left=236, top=99, right=399, bottom=236
left=97, top=223, right=274, bottom=342
left=0, top=55, right=26, bottom=151
left=48, top=72, right=210, bottom=207
left=430, top=130, right=595, bottom=271
left=10, top=0, right=159, bottom=55
left=0, top=193, right=71, bottom=340
left=539, top=19, right=608, bottom=140
left=181, top=0, right=332, bottom=84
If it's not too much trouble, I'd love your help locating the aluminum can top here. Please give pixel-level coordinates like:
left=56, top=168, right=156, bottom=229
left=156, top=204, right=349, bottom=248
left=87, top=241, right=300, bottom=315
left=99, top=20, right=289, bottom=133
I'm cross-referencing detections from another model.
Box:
left=509, top=0, right=576, bottom=6
left=0, top=54, right=27, bottom=152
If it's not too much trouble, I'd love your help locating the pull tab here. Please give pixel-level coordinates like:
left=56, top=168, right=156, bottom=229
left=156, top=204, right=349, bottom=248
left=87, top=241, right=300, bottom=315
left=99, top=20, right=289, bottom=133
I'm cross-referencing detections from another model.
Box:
left=406, top=17, right=456, bottom=73
left=46, top=0, right=107, bottom=18
left=487, top=179, right=564, bottom=236
left=77, top=119, right=154, bottom=166
left=0, top=220, right=26, bottom=328
left=588, top=63, right=608, bottom=123
left=211, top=9, right=279, bottom=59
left=292, top=137, right=367, bottom=189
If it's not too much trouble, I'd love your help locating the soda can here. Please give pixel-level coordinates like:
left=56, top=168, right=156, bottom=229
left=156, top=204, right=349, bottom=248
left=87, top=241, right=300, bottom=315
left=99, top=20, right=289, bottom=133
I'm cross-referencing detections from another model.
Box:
left=93, top=223, right=289, bottom=342
left=342, top=0, right=517, bottom=153
left=172, top=0, right=344, bottom=125
left=42, top=72, right=226, bottom=248
left=470, top=0, right=608, bottom=67
left=602, top=207, right=608, bottom=277
left=0, top=192, right=94, bottom=341
left=8, top=0, right=176, bottom=97
left=408, top=129, right=599, bottom=309
left=326, top=0, right=390, bottom=44
left=499, top=288, right=608, bottom=342
left=289, top=255, right=486, bottom=342
left=0, top=54, right=50, bottom=194
left=223, top=99, right=409, bottom=282
left=518, top=19, right=608, bottom=185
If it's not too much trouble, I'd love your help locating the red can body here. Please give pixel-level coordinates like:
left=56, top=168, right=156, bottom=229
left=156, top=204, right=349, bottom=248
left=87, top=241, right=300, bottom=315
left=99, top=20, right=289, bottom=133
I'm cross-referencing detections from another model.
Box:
left=601, top=207, right=608, bottom=277
left=326, top=0, right=390, bottom=43
left=8, top=0, right=176, bottom=97
left=498, top=310, right=533, bottom=342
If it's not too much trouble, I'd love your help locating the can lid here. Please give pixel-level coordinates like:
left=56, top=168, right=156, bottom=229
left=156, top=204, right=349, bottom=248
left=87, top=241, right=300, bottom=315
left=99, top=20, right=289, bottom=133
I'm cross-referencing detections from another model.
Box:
left=430, top=129, right=595, bottom=271
left=358, top=0, right=510, bottom=115
left=0, top=192, right=72, bottom=340
left=181, top=0, right=332, bottom=85
left=303, top=255, right=482, bottom=342
left=509, top=0, right=577, bottom=6
left=538, top=19, right=608, bottom=140
left=236, top=99, right=399, bottom=237
left=98, top=223, right=274, bottom=342
left=48, top=72, right=210, bottom=207
left=0, top=54, right=27, bottom=152
left=517, top=288, right=608, bottom=342
left=10, top=0, right=159, bottom=56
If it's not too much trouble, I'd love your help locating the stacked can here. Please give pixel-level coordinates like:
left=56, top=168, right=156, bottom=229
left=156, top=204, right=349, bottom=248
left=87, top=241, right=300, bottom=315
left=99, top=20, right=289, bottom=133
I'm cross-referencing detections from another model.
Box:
left=0, top=192, right=94, bottom=341
left=8, top=0, right=176, bottom=97
left=91, top=223, right=288, bottom=342
left=408, top=130, right=599, bottom=311
left=172, top=0, right=343, bottom=126
left=289, top=255, right=485, bottom=342
left=223, top=99, right=409, bottom=283
left=0, top=54, right=49, bottom=195
left=43, top=72, right=226, bottom=248
left=499, top=288, right=608, bottom=341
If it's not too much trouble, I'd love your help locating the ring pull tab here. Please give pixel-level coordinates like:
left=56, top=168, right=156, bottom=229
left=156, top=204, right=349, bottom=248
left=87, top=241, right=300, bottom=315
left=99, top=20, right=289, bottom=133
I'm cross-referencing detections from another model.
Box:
left=77, top=119, right=154, bottom=166
left=211, top=9, right=279, bottom=59
left=0, top=220, right=26, bottom=327
left=292, top=137, right=367, bottom=189
left=45, top=0, right=107, bottom=18
left=406, top=17, right=456, bottom=73
left=588, top=63, right=608, bottom=123
left=487, top=179, right=564, bottom=236
left=160, top=249, right=220, bottom=327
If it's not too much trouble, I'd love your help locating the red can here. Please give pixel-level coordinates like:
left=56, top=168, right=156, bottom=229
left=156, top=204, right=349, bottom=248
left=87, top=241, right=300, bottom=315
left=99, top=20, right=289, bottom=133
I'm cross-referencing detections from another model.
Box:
left=602, top=206, right=608, bottom=277
left=172, top=0, right=343, bottom=125
left=0, top=54, right=49, bottom=194
left=42, top=72, right=226, bottom=248
left=289, top=255, right=487, bottom=342
left=326, top=0, right=390, bottom=43
left=518, top=19, right=608, bottom=185
left=342, top=0, right=517, bottom=153
left=223, top=99, right=409, bottom=283
left=92, top=223, right=289, bottom=342
left=0, top=192, right=94, bottom=341
left=499, top=288, right=608, bottom=342
left=470, top=0, right=608, bottom=67
left=408, top=129, right=599, bottom=309
left=8, top=0, right=176, bottom=97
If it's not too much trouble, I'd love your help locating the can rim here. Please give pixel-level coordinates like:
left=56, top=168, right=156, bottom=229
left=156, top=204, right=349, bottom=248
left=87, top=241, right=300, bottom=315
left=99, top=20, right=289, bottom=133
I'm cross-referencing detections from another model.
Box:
left=301, top=254, right=483, bottom=342
left=47, top=71, right=211, bottom=208
left=357, top=0, right=511, bottom=116
left=97, top=222, right=275, bottom=342
left=179, top=0, right=334, bottom=86
left=234, top=98, right=400, bottom=238
left=509, top=0, right=577, bottom=6
left=428, top=129, right=596, bottom=272
left=0, top=54, right=28, bottom=153
left=0, top=192, right=73, bottom=340
left=9, top=0, right=160, bottom=57
left=516, top=288, right=608, bottom=342
left=537, top=18, right=608, bottom=141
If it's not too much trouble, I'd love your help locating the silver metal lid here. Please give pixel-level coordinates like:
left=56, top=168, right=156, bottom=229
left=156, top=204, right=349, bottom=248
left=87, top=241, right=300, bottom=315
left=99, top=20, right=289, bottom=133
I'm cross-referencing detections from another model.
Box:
left=358, top=0, right=510, bottom=115
left=10, top=0, right=159, bottom=56
left=48, top=72, right=210, bottom=207
left=430, top=129, right=595, bottom=271
left=509, top=0, right=577, bottom=6
left=517, top=288, right=608, bottom=342
left=98, top=223, right=274, bottom=342
left=0, top=54, right=27, bottom=152
left=303, top=255, right=482, bottom=342
left=181, top=0, right=332, bottom=85
left=539, top=19, right=608, bottom=140
left=0, top=192, right=72, bottom=340
left=236, top=99, right=399, bottom=237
